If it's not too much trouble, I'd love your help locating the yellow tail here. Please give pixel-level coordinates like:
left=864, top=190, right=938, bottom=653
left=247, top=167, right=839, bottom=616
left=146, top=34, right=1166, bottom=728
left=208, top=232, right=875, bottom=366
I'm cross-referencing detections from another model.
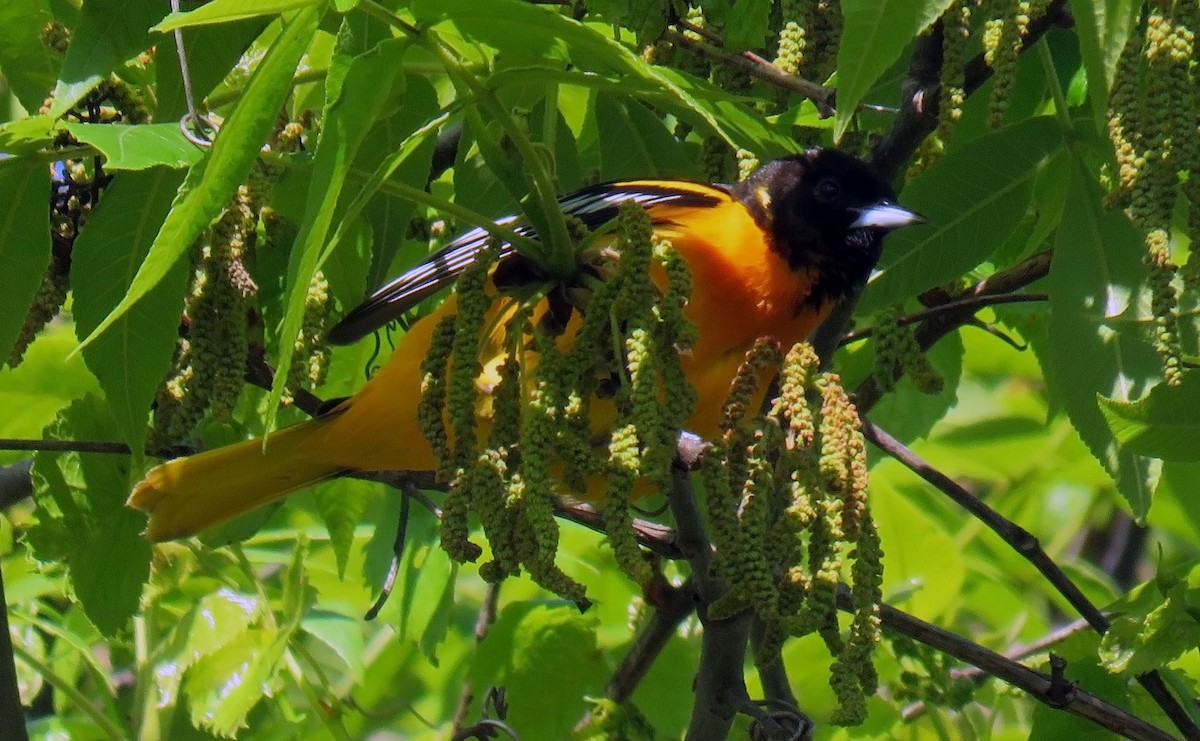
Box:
left=128, top=418, right=340, bottom=541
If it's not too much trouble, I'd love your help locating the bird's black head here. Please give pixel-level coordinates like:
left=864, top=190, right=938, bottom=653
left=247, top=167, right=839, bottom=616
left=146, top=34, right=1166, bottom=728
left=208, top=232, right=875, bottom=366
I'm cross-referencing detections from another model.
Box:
left=734, top=148, right=924, bottom=302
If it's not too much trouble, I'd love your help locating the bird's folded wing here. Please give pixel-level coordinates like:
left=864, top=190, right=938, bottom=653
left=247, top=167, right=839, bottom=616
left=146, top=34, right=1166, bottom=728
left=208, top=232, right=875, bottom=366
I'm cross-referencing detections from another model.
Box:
left=325, top=180, right=729, bottom=345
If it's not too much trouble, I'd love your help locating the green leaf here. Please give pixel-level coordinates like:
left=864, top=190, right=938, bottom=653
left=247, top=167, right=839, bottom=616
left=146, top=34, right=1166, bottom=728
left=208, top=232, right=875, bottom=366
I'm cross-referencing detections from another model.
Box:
left=154, top=0, right=323, bottom=31
left=319, top=212, right=373, bottom=315
left=410, top=0, right=736, bottom=144
left=152, top=588, right=263, bottom=710
left=0, top=116, right=61, bottom=157
left=71, top=168, right=189, bottom=456
left=650, top=67, right=799, bottom=157
left=454, top=125, right=523, bottom=226
left=0, top=159, right=51, bottom=364
left=1049, top=152, right=1160, bottom=516
left=28, top=396, right=149, bottom=636
left=280, top=535, right=314, bottom=623
left=835, top=0, right=955, bottom=140
left=870, top=464, right=966, bottom=620
left=1099, top=568, right=1200, bottom=675
left=1100, top=374, right=1200, bottom=460
left=301, top=610, right=365, bottom=681
left=312, top=478, right=368, bottom=579
left=0, top=0, right=60, bottom=111
left=418, top=560, right=458, bottom=666
left=1066, top=0, right=1139, bottom=121
left=594, top=91, right=695, bottom=181
left=154, top=15, right=269, bottom=121
left=861, top=116, right=1063, bottom=314
left=265, top=34, right=409, bottom=436
left=47, top=0, right=163, bottom=119
left=1150, top=462, right=1200, bottom=543
left=184, top=627, right=284, bottom=736
left=723, top=0, right=771, bottom=52
left=76, top=4, right=322, bottom=353
left=0, top=325, right=99, bottom=463
left=64, top=123, right=204, bottom=170
left=470, top=603, right=603, bottom=739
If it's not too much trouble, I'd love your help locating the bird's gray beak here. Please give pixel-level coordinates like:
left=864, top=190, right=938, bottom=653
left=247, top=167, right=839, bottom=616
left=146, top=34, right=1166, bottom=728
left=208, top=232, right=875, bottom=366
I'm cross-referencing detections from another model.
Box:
left=849, top=203, right=928, bottom=231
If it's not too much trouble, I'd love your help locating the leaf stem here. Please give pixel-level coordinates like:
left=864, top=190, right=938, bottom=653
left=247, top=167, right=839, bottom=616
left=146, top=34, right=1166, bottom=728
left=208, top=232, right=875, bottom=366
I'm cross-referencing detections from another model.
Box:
left=360, top=0, right=575, bottom=276
left=1036, top=38, right=1075, bottom=136
left=11, top=642, right=127, bottom=740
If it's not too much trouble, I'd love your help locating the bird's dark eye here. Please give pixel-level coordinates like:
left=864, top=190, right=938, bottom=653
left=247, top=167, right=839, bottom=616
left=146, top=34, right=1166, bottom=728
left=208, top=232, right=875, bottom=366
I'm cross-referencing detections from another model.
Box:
left=815, top=178, right=841, bottom=202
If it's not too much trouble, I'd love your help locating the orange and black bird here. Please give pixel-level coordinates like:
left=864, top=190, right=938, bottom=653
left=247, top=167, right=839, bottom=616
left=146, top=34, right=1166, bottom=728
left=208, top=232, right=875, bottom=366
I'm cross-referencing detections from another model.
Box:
left=129, top=148, right=924, bottom=541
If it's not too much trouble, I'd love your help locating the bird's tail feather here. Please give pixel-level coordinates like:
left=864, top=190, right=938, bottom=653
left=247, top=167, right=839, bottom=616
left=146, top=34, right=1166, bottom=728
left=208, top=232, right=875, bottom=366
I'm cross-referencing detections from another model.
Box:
left=128, top=418, right=338, bottom=541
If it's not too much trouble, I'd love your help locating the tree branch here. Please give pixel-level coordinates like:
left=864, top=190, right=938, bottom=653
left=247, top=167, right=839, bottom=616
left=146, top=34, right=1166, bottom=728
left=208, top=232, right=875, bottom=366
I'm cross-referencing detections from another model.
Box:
left=0, top=562, right=29, bottom=741
left=870, top=0, right=1069, bottom=181
left=852, top=250, right=1052, bottom=412
left=838, top=292, right=1047, bottom=345
left=901, top=616, right=1096, bottom=721
left=863, top=420, right=1200, bottom=740
left=843, top=589, right=1182, bottom=741
left=662, top=28, right=836, bottom=117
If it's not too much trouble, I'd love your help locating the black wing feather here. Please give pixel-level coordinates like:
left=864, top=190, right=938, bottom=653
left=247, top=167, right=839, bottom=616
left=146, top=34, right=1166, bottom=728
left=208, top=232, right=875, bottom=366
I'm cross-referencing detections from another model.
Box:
left=326, top=182, right=724, bottom=345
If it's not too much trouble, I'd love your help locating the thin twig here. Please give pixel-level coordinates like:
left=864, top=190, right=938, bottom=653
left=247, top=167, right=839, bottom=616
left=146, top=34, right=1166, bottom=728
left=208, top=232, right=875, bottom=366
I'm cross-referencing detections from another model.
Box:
left=604, top=579, right=696, bottom=704
left=852, top=251, right=1052, bottom=412
left=0, top=439, right=130, bottom=454
left=901, top=616, right=1096, bottom=721
left=0, top=561, right=29, bottom=741
left=842, top=589, right=1181, bottom=741
left=363, top=487, right=413, bottom=621
left=662, top=28, right=836, bottom=116
left=870, top=0, right=1069, bottom=180
left=839, top=293, right=1048, bottom=345
left=863, top=421, right=1199, bottom=740
left=452, top=582, right=503, bottom=734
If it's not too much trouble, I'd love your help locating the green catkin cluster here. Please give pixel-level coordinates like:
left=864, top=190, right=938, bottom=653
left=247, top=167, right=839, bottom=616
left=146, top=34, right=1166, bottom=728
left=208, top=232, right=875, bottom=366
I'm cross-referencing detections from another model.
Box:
left=982, top=0, right=1024, bottom=128
left=1179, top=1, right=1200, bottom=285
left=9, top=73, right=143, bottom=367
left=420, top=202, right=695, bottom=600
left=870, top=307, right=944, bottom=394
left=7, top=247, right=70, bottom=368
left=773, top=0, right=807, bottom=77
left=701, top=338, right=783, bottom=620
left=937, top=0, right=971, bottom=150
left=802, top=0, right=842, bottom=84
left=513, top=336, right=589, bottom=602
left=702, top=59, right=751, bottom=181
left=186, top=179, right=262, bottom=421
left=1106, top=31, right=1146, bottom=208
left=416, top=315, right=458, bottom=483
left=735, top=149, right=760, bottom=183
left=1127, top=0, right=1193, bottom=385
left=149, top=151, right=285, bottom=449
left=437, top=247, right=497, bottom=563
left=100, top=74, right=150, bottom=124
left=703, top=341, right=882, bottom=726
left=472, top=336, right=526, bottom=582
left=288, top=271, right=333, bottom=390
left=670, top=6, right=710, bottom=144
left=41, top=20, right=69, bottom=53
left=817, top=373, right=881, bottom=724
left=598, top=204, right=698, bottom=585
